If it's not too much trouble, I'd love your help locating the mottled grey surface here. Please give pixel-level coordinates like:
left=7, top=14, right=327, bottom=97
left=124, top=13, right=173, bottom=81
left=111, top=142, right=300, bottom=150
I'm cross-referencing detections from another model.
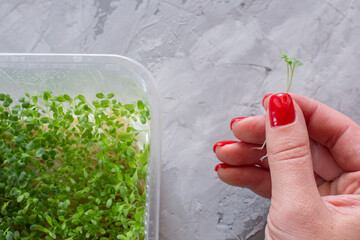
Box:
left=1, top=0, right=360, bottom=239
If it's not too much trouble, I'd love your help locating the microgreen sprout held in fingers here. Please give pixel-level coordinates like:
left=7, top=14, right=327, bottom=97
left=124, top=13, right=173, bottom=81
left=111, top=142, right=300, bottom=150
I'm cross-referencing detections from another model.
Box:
left=279, top=52, right=303, bottom=93
left=254, top=53, right=303, bottom=159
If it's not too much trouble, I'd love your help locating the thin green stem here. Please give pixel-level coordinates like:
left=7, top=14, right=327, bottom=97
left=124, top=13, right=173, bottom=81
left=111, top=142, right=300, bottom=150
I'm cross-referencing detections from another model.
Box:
left=286, top=62, right=290, bottom=91
left=287, top=64, right=295, bottom=93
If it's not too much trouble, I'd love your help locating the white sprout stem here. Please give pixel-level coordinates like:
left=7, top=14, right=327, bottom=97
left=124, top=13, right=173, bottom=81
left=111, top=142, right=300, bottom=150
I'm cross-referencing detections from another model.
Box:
left=252, top=139, right=266, bottom=150
left=259, top=153, right=268, bottom=162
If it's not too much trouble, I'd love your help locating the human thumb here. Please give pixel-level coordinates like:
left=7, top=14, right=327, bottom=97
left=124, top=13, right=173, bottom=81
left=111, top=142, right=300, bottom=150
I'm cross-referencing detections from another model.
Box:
left=263, top=93, right=320, bottom=203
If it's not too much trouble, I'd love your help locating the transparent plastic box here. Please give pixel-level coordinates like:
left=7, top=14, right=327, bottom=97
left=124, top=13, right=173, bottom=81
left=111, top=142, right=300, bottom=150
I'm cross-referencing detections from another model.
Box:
left=0, top=54, right=160, bottom=240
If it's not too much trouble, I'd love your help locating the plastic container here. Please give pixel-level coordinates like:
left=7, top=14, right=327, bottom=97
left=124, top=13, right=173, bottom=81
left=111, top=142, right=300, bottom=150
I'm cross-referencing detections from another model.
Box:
left=0, top=54, right=160, bottom=240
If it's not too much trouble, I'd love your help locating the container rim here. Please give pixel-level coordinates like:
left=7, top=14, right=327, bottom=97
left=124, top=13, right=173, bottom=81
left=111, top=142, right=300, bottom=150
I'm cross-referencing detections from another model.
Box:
left=0, top=53, right=154, bottom=81
left=0, top=53, right=149, bottom=71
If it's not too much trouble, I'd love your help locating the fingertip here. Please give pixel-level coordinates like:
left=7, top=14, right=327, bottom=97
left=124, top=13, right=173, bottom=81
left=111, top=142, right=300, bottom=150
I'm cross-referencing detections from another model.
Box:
left=216, top=165, right=272, bottom=198
left=268, top=93, right=295, bottom=127
left=262, top=93, right=272, bottom=108
left=215, top=163, right=230, bottom=172
left=213, top=140, right=238, bottom=153
left=231, top=115, right=266, bottom=144
left=230, top=117, right=247, bottom=130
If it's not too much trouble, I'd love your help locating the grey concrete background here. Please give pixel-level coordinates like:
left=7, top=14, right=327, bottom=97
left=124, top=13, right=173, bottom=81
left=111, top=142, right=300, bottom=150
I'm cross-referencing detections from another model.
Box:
left=1, top=0, right=360, bottom=239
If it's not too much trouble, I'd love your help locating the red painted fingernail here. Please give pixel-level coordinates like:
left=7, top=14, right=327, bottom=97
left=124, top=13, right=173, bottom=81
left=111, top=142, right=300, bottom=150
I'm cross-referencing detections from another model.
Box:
left=269, top=93, right=295, bottom=127
left=213, top=140, right=238, bottom=152
left=262, top=93, right=272, bottom=106
left=230, top=117, right=247, bottom=130
left=215, top=163, right=231, bottom=171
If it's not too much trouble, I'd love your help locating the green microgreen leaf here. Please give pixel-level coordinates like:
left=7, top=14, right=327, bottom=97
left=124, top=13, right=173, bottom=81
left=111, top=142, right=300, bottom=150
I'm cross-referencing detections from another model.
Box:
left=294, top=60, right=303, bottom=66
left=46, top=215, right=53, bottom=227
left=96, top=93, right=106, bottom=99
left=77, top=94, right=86, bottom=102
left=124, top=104, right=135, bottom=113
left=17, top=194, right=24, bottom=203
left=287, top=57, right=296, bottom=63
left=107, top=93, right=115, bottom=99
left=106, top=198, right=113, bottom=208
left=36, top=148, right=45, bottom=158
left=279, top=52, right=288, bottom=58
left=137, top=100, right=145, bottom=110
left=64, top=94, right=71, bottom=101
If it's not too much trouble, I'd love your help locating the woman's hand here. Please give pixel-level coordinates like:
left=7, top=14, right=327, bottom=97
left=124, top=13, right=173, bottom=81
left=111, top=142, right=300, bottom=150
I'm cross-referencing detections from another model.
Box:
left=213, top=93, right=360, bottom=240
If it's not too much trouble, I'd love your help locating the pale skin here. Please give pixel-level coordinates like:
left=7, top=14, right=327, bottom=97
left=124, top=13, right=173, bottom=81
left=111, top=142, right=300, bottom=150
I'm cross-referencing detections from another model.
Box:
left=214, top=93, right=360, bottom=240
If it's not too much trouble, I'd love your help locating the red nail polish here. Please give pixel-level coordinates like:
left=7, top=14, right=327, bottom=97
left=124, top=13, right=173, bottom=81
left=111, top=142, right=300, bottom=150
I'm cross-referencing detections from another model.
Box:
left=215, top=163, right=231, bottom=171
left=269, top=93, right=295, bottom=127
left=213, top=140, right=238, bottom=152
left=230, top=117, right=247, bottom=130
left=262, top=93, right=272, bottom=106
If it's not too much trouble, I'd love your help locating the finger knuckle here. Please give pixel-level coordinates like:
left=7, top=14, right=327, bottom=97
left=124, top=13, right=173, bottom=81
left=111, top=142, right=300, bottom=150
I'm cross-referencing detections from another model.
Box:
left=269, top=141, right=310, bottom=164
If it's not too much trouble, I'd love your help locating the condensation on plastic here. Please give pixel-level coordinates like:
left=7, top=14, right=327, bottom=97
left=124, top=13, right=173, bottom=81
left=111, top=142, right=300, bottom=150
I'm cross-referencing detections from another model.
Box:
left=0, top=54, right=160, bottom=240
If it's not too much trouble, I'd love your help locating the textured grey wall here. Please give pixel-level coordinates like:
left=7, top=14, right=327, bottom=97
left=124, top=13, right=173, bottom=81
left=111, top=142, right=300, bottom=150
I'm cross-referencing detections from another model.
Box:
left=1, top=1, right=360, bottom=239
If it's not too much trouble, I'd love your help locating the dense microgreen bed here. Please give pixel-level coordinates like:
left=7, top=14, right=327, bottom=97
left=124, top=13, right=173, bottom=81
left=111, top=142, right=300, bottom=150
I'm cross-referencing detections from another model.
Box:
left=0, top=91, right=150, bottom=240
